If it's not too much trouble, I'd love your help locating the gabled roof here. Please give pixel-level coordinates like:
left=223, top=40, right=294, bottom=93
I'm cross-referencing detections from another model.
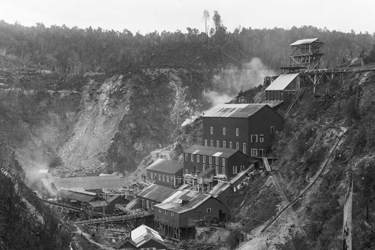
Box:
left=155, top=189, right=211, bottom=214
left=131, top=225, right=165, bottom=247
left=184, top=145, right=245, bottom=159
left=52, top=175, right=130, bottom=191
left=106, top=194, right=125, bottom=203
left=146, top=159, right=184, bottom=174
left=265, top=73, right=299, bottom=91
left=202, top=103, right=266, bottom=118
left=137, top=184, right=177, bottom=203
left=290, top=38, right=322, bottom=46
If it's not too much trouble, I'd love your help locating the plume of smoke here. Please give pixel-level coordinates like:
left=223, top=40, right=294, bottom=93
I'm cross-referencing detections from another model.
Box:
left=203, top=57, right=276, bottom=107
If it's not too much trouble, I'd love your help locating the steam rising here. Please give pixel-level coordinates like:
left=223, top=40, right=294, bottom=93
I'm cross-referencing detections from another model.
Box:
left=203, top=57, right=276, bottom=107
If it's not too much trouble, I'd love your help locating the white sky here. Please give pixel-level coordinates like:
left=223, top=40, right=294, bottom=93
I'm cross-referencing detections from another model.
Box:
left=0, top=0, right=374, bottom=34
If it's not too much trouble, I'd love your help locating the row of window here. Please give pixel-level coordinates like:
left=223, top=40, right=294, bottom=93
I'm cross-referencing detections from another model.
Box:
left=148, top=172, right=181, bottom=184
left=184, top=165, right=245, bottom=175
left=210, top=126, right=240, bottom=136
left=204, top=140, right=247, bottom=153
left=158, top=208, right=175, bottom=217
left=251, top=148, right=264, bottom=157
left=185, top=153, right=227, bottom=166
left=209, top=127, right=275, bottom=136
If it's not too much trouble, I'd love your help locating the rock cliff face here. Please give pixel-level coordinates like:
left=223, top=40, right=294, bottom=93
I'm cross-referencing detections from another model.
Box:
left=0, top=56, right=213, bottom=178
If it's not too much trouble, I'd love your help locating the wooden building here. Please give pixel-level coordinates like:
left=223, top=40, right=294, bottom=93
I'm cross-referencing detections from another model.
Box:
left=137, top=184, right=177, bottom=211
left=289, top=38, right=324, bottom=70
left=154, top=189, right=229, bottom=239
left=146, top=159, right=184, bottom=188
left=265, top=73, right=300, bottom=104
left=117, top=224, right=170, bottom=250
left=89, top=195, right=129, bottom=214
left=183, top=145, right=248, bottom=180
left=202, top=103, right=283, bottom=157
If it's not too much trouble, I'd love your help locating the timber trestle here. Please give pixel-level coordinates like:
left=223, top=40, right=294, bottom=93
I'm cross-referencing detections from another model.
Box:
left=75, top=211, right=153, bottom=226
left=154, top=220, right=195, bottom=241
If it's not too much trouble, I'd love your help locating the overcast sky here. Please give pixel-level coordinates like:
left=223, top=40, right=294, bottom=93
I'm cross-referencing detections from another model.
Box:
left=1, top=0, right=374, bottom=34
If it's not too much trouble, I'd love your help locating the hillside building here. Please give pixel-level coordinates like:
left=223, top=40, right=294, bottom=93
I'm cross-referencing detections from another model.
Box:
left=154, top=189, right=229, bottom=239
left=137, top=184, right=177, bottom=211
left=183, top=145, right=248, bottom=181
left=265, top=73, right=301, bottom=104
left=117, top=224, right=170, bottom=250
left=201, top=103, right=283, bottom=157
left=146, top=159, right=184, bottom=188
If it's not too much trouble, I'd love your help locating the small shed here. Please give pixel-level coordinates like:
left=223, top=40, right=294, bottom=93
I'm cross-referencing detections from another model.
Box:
left=117, top=224, right=170, bottom=250
left=265, top=73, right=300, bottom=102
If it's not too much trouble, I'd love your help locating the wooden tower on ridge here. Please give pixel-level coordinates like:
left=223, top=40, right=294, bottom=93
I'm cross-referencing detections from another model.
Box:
left=289, top=38, right=324, bottom=70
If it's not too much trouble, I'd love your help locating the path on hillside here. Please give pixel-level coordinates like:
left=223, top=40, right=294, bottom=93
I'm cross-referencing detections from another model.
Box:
left=260, top=127, right=347, bottom=233
left=263, top=158, right=290, bottom=203
left=75, top=226, right=115, bottom=250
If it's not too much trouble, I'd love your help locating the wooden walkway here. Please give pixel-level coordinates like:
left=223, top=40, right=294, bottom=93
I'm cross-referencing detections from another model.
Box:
left=75, top=211, right=153, bottom=225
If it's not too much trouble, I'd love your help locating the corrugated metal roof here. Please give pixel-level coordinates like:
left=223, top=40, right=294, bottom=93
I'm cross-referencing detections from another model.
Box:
left=89, top=200, right=108, bottom=208
left=124, top=198, right=141, bottom=211
left=265, top=73, right=299, bottom=91
left=290, top=38, right=321, bottom=46
left=155, top=189, right=211, bottom=214
left=52, top=176, right=130, bottom=191
left=146, top=159, right=184, bottom=174
left=208, top=181, right=230, bottom=198
left=183, top=145, right=241, bottom=158
left=137, top=184, right=177, bottom=203
left=202, top=103, right=266, bottom=118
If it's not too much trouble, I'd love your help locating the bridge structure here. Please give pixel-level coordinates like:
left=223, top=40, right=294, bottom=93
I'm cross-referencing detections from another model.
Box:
left=75, top=211, right=154, bottom=227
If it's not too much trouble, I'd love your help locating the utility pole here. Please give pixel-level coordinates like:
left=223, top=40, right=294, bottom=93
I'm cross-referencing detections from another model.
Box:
left=343, top=177, right=353, bottom=250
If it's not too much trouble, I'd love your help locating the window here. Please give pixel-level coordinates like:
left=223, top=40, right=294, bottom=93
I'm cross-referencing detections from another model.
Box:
left=271, top=126, right=275, bottom=134
left=162, top=175, right=165, bottom=181
left=215, top=166, right=219, bottom=175
left=197, top=155, right=200, bottom=162
left=203, top=156, right=206, bottom=163
left=222, top=167, right=225, bottom=175
left=165, top=210, right=168, bottom=214
left=216, top=140, right=219, bottom=147
left=251, top=134, right=258, bottom=142
left=203, top=164, right=206, bottom=172
left=223, top=141, right=226, bottom=148
left=185, top=153, right=188, bottom=161
left=259, top=149, right=264, bottom=157
left=209, top=157, right=212, bottom=164
left=251, top=149, right=258, bottom=157
left=215, top=157, right=219, bottom=165
left=222, top=158, right=225, bottom=166
left=229, top=141, right=233, bottom=149
left=236, top=142, right=239, bottom=150
left=151, top=202, right=154, bottom=209
left=205, top=139, right=208, bottom=146
left=207, top=208, right=211, bottom=213
left=210, top=126, right=213, bottom=134
left=240, top=165, right=244, bottom=171
left=142, top=199, right=145, bottom=207
left=191, top=154, right=194, bottom=162
left=210, top=140, right=213, bottom=147
left=223, top=127, right=226, bottom=135
left=171, top=176, right=174, bottom=183
left=233, top=166, right=238, bottom=174
left=146, top=200, right=150, bottom=208
left=158, top=174, right=161, bottom=181
left=171, top=212, right=174, bottom=217
left=236, top=128, right=239, bottom=136
left=260, top=134, right=264, bottom=142
left=166, top=175, right=169, bottom=182
left=243, top=143, right=246, bottom=154
left=149, top=173, right=153, bottom=179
